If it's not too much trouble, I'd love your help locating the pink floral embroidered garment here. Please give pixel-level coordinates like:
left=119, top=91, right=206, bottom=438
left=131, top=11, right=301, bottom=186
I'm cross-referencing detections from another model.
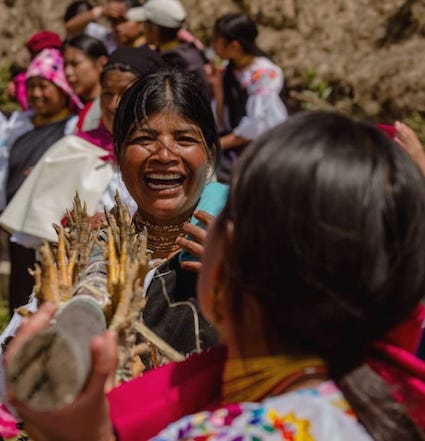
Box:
left=151, top=381, right=372, bottom=441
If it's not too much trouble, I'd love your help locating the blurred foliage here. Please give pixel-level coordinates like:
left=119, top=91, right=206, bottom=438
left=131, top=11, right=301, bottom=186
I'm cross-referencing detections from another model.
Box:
left=291, top=70, right=333, bottom=111
left=288, top=69, right=336, bottom=113
left=303, top=69, right=333, bottom=103
left=0, top=296, right=8, bottom=333
left=402, top=111, right=425, bottom=145
left=0, top=63, right=20, bottom=113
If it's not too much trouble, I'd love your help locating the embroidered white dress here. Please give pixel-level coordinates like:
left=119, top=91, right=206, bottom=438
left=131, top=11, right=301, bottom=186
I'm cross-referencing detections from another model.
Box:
left=152, top=381, right=372, bottom=441
left=217, top=57, right=288, bottom=140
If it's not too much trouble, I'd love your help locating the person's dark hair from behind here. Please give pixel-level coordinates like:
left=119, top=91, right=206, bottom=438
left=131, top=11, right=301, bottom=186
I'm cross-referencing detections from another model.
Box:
left=156, top=25, right=179, bottom=42
left=63, top=33, right=108, bottom=60
left=64, top=0, right=92, bottom=23
left=100, top=46, right=163, bottom=84
left=125, top=0, right=142, bottom=7
left=213, top=13, right=266, bottom=57
left=114, top=67, right=220, bottom=170
left=220, top=110, right=425, bottom=440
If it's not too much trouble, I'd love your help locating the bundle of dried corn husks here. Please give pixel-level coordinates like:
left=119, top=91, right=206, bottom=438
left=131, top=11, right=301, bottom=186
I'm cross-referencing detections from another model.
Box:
left=6, top=192, right=184, bottom=411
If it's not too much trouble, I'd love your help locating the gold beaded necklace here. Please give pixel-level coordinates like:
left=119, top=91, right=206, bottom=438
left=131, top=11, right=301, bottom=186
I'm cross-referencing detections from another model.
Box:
left=133, top=211, right=191, bottom=253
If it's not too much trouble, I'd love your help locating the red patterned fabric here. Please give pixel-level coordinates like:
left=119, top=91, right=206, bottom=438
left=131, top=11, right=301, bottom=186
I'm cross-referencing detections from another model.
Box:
left=369, top=304, right=425, bottom=428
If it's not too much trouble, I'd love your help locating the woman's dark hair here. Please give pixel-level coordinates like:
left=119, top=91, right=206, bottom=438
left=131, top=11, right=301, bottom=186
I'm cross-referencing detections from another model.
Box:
left=124, top=0, right=141, bottom=7
left=100, top=46, right=163, bottom=84
left=63, top=34, right=108, bottom=61
left=154, top=24, right=179, bottom=42
left=114, top=67, right=220, bottom=170
left=64, top=1, right=92, bottom=23
left=213, top=13, right=266, bottom=57
left=221, top=111, right=425, bottom=440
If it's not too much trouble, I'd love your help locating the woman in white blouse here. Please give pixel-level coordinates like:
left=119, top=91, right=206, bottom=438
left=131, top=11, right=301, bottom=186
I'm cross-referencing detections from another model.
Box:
left=207, top=13, right=288, bottom=182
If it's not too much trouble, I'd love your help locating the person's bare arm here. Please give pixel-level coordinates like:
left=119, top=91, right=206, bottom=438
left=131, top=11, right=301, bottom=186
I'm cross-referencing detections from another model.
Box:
left=65, top=8, right=101, bottom=36
left=220, top=132, right=249, bottom=150
left=65, top=2, right=126, bottom=36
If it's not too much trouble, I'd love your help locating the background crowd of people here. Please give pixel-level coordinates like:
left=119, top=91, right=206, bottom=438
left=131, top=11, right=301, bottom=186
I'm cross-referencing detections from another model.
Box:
left=0, top=1, right=424, bottom=441
left=0, top=0, right=288, bottom=315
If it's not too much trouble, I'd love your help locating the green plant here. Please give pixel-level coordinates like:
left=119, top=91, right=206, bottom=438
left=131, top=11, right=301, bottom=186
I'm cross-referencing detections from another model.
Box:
left=0, top=63, right=20, bottom=112
left=402, top=111, right=425, bottom=145
left=305, top=69, right=332, bottom=98
left=0, top=295, right=9, bottom=333
left=296, top=69, right=334, bottom=111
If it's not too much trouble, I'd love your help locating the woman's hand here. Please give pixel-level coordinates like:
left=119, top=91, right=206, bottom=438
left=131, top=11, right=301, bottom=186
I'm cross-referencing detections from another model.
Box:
left=177, top=210, right=214, bottom=273
left=204, top=63, right=223, bottom=93
left=88, top=211, right=108, bottom=230
left=394, top=121, right=425, bottom=175
left=4, top=303, right=117, bottom=441
left=103, top=1, right=127, bottom=20
left=205, top=63, right=225, bottom=127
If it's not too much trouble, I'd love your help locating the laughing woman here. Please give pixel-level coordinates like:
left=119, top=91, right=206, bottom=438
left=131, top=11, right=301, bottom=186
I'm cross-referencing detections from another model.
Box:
left=112, top=68, right=228, bottom=353
left=1, top=67, right=227, bottom=355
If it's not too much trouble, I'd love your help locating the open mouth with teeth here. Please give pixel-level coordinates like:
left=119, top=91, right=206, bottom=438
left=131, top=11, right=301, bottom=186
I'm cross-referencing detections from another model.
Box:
left=144, top=172, right=186, bottom=190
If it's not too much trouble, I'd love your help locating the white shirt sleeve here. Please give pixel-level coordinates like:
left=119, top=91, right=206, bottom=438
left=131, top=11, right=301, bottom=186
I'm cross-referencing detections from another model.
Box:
left=96, top=166, right=137, bottom=215
left=233, top=60, right=288, bottom=140
left=64, top=115, right=78, bottom=135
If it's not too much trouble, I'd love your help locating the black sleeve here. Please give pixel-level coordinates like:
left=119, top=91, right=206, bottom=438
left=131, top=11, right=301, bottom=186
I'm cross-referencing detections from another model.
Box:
left=143, top=255, right=219, bottom=355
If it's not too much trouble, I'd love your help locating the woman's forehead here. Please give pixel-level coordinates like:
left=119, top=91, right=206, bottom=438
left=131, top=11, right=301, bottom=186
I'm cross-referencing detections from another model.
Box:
left=64, top=45, right=82, bottom=56
left=26, top=76, right=55, bottom=86
left=135, top=110, right=202, bottom=132
left=102, top=69, right=137, bottom=85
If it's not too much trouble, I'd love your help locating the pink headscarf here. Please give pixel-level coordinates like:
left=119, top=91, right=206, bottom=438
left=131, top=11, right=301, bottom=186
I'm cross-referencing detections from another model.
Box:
left=25, top=48, right=83, bottom=112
